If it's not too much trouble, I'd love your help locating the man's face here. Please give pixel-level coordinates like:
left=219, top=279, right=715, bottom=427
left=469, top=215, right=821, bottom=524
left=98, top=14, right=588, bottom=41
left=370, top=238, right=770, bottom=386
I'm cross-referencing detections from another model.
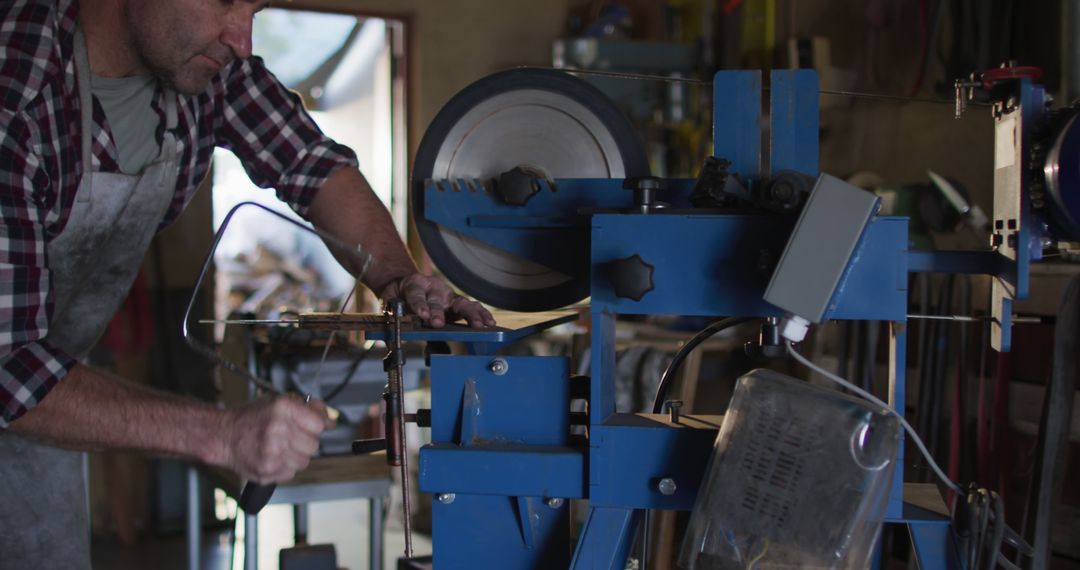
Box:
left=123, top=0, right=267, bottom=95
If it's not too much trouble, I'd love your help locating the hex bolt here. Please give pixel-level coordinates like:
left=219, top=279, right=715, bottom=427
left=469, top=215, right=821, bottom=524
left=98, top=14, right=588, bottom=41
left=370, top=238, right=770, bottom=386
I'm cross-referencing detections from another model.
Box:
left=436, top=493, right=456, bottom=505
left=666, top=400, right=683, bottom=424
left=657, top=478, right=677, bottom=496
left=488, top=358, right=509, bottom=376
left=545, top=497, right=565, bottom=509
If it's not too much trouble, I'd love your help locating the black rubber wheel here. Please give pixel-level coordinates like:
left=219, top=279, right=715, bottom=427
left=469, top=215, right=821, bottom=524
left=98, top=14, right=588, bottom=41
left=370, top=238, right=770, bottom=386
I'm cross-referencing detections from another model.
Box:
left=411, top=67, right=649, bottom=311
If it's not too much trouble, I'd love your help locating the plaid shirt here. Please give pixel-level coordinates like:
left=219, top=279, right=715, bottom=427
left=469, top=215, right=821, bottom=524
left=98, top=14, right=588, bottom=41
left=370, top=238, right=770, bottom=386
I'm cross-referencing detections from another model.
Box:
left=0, top=0, right=359, bottom=428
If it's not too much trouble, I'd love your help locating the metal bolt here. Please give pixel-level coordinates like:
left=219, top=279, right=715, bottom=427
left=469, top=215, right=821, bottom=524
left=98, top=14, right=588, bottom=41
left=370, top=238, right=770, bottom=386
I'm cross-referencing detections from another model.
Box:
left=545, top=497, right=565, bottom=509
left=436, top=493, right=456, bottom=505
left=665, top=400, right=683, bottom=424
left=488, top=358, right=509, bottom=376
left=657, top=478, right=677, bottom=496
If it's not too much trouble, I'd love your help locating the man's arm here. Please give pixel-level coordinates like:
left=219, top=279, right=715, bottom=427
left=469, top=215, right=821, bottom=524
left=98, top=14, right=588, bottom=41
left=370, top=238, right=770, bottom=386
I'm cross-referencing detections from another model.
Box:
left=9, top=364, right=328, bottom=484
left=213, top=57, right=491, bottom=327
left=306, top=167, right=495, bottom=328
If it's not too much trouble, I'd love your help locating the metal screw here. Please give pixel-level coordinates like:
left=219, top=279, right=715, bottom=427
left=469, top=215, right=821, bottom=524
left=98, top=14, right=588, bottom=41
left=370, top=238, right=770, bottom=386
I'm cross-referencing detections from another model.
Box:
left=436, top=493, right=456, bottom=505
left=488, top=358, right=509, bottom=376
left=665, top=400, right=683, bottom=424
left=545, top=497, right=565, bottom=509
left=657, top=478, right=677, bottom=496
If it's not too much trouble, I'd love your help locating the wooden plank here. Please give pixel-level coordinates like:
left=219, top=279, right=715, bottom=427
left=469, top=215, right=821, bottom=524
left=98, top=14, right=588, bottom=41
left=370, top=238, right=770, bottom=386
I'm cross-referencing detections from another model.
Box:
left=200, top=453, right=390, bottom=497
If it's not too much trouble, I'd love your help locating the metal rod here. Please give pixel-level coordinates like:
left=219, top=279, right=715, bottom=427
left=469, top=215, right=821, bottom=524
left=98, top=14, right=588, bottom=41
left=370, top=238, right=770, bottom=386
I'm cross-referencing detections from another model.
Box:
left=180, top=200, right=373, bottom=394
left=547, top=66, right=990, bottom=107
left=390, top=301, right=415, bottom=558
left=907, top=314, right=1046, bottom=324
left=197, top=319, right=299, bottom=326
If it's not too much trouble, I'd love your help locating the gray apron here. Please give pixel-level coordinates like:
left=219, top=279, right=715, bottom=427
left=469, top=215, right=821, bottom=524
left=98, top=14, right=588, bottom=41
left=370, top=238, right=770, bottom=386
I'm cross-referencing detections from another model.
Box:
left=0, top=29, right=180, bottom=569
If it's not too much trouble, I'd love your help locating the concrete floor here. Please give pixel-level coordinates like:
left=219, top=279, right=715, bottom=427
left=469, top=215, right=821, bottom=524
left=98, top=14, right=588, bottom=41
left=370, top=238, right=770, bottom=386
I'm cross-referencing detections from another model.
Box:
left=92, top=499, right=431, bottom=570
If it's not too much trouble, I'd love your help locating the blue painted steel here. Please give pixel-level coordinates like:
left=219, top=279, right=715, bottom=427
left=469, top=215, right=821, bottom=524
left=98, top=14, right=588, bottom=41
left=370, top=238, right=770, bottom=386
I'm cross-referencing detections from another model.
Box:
left=516, top=496, right=539, bottom=550
left=770, top=69, right=819, bottom=176
left=429, top=355, right=570, bottom=444
left=589, top=415, right=721, bottom=509
left=908, top=250, right=1003, bottom=274
left=827, top=217, right=908, bottom=322
left=422, top=178, right=698, bottom=274
left=425, top=354, right=576, bottom=568
left=419, top=67, right=978, bottom=569
left=909, top=521, right=964, bottom=570
left=590, top=310, right=618, bottom=424
left=714, top=70, right=762, bottom=180
left=420, top=444, right=585, bottom=498
left=590, top=214, right=907, bottom=322
left=365, top=311, right=576, bottom=344
left=570, top=507, right=640, bottom=570
left=591, top=213, right=791, bottom=317
left=432, top=493, right=571, bottom=569
left=1012, top=79, right=1043, bottom=302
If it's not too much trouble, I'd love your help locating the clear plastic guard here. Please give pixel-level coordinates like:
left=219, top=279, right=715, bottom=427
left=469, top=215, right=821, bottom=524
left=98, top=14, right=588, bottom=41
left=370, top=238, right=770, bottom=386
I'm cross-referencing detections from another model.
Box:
left=679, top=369, right=900, bottom=570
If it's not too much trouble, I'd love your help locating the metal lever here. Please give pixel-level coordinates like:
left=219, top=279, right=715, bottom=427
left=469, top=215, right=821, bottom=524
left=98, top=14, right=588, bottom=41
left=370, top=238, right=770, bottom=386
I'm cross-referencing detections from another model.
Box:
left=353, top=300, right=415, bottom=558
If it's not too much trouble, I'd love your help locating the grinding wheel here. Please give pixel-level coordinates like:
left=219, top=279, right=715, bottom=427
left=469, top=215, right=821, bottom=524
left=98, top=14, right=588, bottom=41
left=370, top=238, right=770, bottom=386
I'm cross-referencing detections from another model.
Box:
left=412, top=68, right=649, bottom=311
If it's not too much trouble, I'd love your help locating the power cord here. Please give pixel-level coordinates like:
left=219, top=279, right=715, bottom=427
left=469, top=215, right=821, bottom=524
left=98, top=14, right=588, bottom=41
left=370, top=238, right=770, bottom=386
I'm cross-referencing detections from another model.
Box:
left=787, top=342, right=1034, bottom=570
left=651, top=317, right=755, bottom=413
left=786, top=343, right=961, bottom=495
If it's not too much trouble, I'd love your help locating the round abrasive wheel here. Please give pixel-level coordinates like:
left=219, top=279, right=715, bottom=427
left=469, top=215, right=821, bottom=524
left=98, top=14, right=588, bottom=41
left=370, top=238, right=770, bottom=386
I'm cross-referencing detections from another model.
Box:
left=412, top=67, right=649, bottom=311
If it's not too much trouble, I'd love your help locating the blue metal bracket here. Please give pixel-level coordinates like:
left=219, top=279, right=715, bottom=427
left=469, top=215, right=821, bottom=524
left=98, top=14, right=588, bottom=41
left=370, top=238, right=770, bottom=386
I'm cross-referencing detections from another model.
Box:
left=420, top=444, right=585, bottom=499
left=515, top=496, right=540, bottom=549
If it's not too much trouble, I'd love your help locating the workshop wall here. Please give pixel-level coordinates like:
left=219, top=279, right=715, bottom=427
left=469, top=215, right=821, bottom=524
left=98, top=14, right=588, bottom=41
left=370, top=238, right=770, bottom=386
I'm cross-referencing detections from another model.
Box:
left=293, top=0, right=571, bottom=152
left=776, top=0, right=1060, bottom=249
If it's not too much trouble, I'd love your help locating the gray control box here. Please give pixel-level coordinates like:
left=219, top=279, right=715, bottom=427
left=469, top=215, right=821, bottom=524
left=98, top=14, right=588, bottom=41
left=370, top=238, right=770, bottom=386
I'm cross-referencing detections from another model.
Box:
left=764, top=174, right=880, bottom=323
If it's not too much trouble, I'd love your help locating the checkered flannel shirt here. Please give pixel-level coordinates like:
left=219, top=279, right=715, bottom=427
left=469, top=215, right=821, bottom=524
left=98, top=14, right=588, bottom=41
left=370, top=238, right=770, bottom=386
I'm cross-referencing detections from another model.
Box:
left=0, top=0, right=359, bottom=428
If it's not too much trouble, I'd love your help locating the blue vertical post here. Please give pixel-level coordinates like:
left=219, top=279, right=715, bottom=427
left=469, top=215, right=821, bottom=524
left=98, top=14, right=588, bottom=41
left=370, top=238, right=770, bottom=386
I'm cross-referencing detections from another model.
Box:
left=713, top=71, right=761, bottom=180
left=887, top=322, right=907, bottom=520
left=589, top=309, right=618, bottom=426
left=769, top=69, right=819, bottom=176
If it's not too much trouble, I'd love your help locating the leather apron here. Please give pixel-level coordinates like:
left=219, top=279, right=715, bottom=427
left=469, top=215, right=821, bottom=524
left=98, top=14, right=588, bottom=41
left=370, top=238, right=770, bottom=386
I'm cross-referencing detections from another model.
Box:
left=0, top=29, right=180, bottom=569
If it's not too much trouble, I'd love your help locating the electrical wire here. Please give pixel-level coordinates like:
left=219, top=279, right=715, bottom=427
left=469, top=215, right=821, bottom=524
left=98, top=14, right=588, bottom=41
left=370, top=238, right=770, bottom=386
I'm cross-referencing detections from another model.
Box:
left=790, top=343, right=1039, bottom=570
left=651, top=316, right=756, bottom=413
left=745, top=539, right=769, bottom=570
left=786, top=343, right=963, bottom=495
left=323, top=340, right=377, bottom=404
left=542, top=66, right=987, bottom=107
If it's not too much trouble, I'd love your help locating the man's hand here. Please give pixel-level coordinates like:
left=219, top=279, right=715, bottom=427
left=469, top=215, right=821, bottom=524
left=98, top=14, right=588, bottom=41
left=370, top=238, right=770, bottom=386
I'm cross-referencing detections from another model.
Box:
left=221, top=395, right=331, bottom=484
left=380, top=273, right=496, bottom=328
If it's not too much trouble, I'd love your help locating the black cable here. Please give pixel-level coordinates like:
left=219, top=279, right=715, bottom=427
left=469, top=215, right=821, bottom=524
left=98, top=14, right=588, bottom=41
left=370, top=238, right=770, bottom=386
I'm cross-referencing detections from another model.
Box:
left=651, top=317, right=755, bottom=413
left=323, top=342, right=377, bottom=404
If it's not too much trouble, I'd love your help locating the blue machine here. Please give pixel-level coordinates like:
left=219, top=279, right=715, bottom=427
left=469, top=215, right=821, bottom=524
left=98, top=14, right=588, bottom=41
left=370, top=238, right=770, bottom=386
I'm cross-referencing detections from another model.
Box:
left=392, top=66, right=1068, bottom=569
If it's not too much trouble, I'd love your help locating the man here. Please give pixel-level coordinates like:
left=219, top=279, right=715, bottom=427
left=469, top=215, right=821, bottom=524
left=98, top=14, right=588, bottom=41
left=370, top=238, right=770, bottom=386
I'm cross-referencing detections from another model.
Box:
left=0, top=0, right=495, bottom=567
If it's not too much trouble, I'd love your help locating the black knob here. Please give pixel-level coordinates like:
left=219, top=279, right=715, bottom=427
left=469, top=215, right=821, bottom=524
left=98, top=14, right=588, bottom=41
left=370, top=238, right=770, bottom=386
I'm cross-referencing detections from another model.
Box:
left=604, top=254, right=655, bottom=301
left=497, top=166, right=541, bottom=206
left=623, top=176, right=667, bottom=212
left=761, top=170, right=814, bottom=213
